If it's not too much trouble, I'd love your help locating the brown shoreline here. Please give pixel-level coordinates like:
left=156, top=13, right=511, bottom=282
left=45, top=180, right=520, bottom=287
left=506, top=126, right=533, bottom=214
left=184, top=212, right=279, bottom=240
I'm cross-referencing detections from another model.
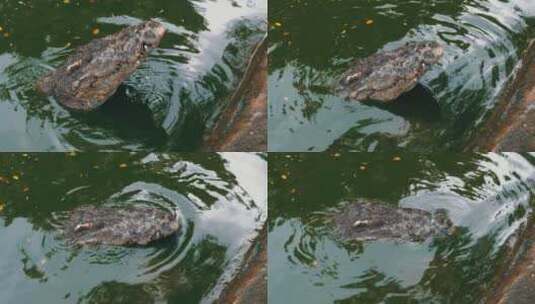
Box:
left=202, top=34, right=268, bottom=152
left=216, top=224, right=267, bottom=304
left=465, top=39, right=535, bottom=152
left=485, top=212, right=535, bottom=304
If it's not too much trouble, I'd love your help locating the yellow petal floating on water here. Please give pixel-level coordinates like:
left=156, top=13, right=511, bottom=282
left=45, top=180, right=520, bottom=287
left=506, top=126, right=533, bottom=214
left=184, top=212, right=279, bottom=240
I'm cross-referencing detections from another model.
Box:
left=281, top=174, right=288, bottom=180
left=119, top=163, right=128, bottom=169
left=0, top=203, right=4, bottom=213
left=12, top=175, right=19, bottom=181
left=0, top=26, right=3, bottom=32
left=365, top=19, right=374, bottom=25
left=274, top=22, right=282, bottom=27
left=63, top=0, right=70, bottom=4
left=92, top=28, right=100, bottom=36
left=393, top=156, right=401, bottom=161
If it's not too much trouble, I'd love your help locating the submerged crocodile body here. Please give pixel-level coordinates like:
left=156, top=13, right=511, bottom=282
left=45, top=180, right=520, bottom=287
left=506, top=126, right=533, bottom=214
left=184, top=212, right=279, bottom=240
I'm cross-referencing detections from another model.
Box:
left=332, top=200, right=454, bottom=242
left=37, top=20, right=166, bottom=111
left=64, top=205, right=180, bottom=246
left=336, top=41, right=443, bottom=102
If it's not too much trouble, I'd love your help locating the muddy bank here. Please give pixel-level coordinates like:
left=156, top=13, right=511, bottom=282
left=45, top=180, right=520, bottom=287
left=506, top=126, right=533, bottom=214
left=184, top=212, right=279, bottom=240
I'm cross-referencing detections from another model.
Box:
left=466, top=39, right=535, bottom=152
left=202, top=35, right=267, bottom=152
left=486, top=213, right=535, bottom=304
left=217, top=224, right=267, bottom=304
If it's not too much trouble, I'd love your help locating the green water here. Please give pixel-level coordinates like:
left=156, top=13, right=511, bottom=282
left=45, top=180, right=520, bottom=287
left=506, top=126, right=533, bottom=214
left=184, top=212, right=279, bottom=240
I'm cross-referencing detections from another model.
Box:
left=268, top=153, right=535, bottom=303
left=0, top=152, right=267, bottom=303
left=0, top=0, right=266, bottom=151
left=268, top=0, right=535, bottom=152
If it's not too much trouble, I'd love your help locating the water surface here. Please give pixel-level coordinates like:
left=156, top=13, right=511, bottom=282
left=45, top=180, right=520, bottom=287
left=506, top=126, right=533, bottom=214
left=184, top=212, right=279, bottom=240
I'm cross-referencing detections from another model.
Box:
left=268, top=0, right=535, bottom=151
left=268, top=153, right=535, bottom=303
left=0, top=152, right=267, bottom=303
left=0, top=0, right=266, bottom=151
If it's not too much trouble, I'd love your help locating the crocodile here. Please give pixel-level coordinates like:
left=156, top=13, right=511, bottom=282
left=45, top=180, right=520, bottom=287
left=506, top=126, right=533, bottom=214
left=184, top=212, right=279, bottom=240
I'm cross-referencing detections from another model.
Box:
left=63, top=205, right=180, bottom=246
left=36, top=20, right=166, bottom=111
left=332, top=200, right=455, bottom=242
left=336, top=41, right=444, bottom=102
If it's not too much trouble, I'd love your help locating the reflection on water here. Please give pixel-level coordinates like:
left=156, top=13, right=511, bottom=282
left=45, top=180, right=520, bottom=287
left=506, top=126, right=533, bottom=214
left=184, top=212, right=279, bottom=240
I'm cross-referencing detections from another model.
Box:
left=268, top=153, right=535, bottom=303
left=268, top=0, right=535, bottom=152
left=0, top=0, right=266, bottom=151
left=0, top=152, right=266, bottom=303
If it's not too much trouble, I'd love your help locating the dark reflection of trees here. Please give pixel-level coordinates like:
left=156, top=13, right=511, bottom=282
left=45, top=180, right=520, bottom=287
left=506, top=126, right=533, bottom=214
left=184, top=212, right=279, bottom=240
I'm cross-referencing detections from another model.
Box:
left=332, top=223, right=531, bottom=303
left=78, top=281, right=155, bottom=304
left=267, top=0, right=477, bottom=143
left=268, top=152, right=509, bottom=227
left=0, top=0, right=266, bottom=151
left=0, top=0, right=206, bottom=56
left=270, top=153, right=535, bottom=303
left=268, top=0, right=470, bottom=72
left=0, top=153, right=255, bottom=303
left=171, top=18, right=266, bottom=149
left=0, top=152, right=236, bottom=229
left=0, top=0, right=205, bottom=147
left=68, top=87, right=169, bottom=149
left=77, top=238, right=227, bottom=304
left=329, top=85, right=444, bottom=152
left=416, top=227, right=493, bottom=303
left=334, top=269, right=411, bottom=304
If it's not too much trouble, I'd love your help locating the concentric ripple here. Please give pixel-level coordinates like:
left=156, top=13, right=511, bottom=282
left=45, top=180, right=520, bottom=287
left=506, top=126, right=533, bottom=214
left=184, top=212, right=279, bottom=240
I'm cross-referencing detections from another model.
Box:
left=269, top=0, right=534, bottom=151
left=269, top=153, right=535, bottom=303
left=0, top=152, right=266, bottom=303
left=0, top=0, right=266, bottom=151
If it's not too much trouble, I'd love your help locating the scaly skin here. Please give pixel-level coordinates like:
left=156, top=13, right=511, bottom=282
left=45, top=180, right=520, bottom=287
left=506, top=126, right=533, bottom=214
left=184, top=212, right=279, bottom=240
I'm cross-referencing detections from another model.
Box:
left=332, top=199, right=454, bottom=242
left=36, top=20, right=166, bottom=111
left=64, top=205, right=180, bottom=246
left=336, top=41, right=443, bottom=102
